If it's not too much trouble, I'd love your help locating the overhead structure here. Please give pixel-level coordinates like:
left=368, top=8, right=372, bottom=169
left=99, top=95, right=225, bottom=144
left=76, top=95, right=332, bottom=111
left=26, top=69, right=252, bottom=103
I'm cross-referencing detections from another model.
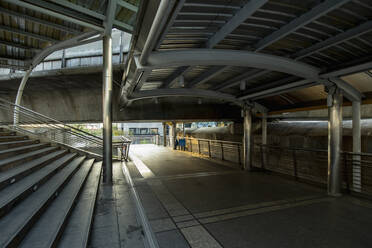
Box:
left=0, top=0, right=138, bottom=70
left=120, top=0, right=372, bottom=113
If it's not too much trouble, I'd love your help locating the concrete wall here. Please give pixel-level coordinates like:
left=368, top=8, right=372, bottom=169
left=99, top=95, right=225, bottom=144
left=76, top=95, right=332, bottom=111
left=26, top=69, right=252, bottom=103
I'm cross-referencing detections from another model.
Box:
left=0, top=88, right=242, bottom=123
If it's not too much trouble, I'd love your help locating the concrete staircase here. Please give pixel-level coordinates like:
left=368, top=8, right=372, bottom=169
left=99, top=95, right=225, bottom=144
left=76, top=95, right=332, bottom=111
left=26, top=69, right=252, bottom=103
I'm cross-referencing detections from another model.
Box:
left=0, top=127, right=102, bottom=248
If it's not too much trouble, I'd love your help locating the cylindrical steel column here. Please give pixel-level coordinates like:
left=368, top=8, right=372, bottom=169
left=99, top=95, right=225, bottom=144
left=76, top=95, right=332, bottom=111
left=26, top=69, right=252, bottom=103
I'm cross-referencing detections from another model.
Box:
left=102, top=34, right=113, bottom=184
left=163, top=122, right=167, bottom=147
left=352, top=101, right=361, bottom=192
left=14, top=68, right=32, bottom=125
left=243, top=106, right=253, bottom=171
left=172, top=121, right=177, bottom=150
left=327, top=87, right=343, bottom=196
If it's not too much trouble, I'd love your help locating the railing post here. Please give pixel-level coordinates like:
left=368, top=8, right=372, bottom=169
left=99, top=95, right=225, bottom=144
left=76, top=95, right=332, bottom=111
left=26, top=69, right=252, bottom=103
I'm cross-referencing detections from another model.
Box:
left=208, top=140, right=211, bottom=157
left=292, top=149, right=298, bottom=180
left=221, top=142, right=224, bottom=160
left=190, top=139, right=192, bottom=152
left=344, top=152, right=350, bottom=193
left=352, top=101, right=361, bottom=192
left=237, top=144, right=241, bottom=165
left=260, top=144, right=265, bottom=169
left=262, top=112, right=268, bottom=168
left=198, top=139, right=201, bottom=154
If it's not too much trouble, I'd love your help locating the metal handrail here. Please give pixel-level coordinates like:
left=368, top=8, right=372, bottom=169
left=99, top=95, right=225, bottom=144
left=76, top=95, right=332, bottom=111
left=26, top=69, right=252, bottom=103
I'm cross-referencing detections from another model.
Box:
left=113, top=136, right=132, bottom=161
left=0, top=97, right=103, bottom=155
left=1, top=98, right=102, bottom=141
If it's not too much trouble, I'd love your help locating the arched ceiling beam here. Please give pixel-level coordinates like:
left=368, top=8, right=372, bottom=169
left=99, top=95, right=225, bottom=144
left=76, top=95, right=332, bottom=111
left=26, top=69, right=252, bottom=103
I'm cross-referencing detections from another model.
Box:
left=32, top=31, right=101, bottom=67
left=160, top=0, right=266, bottom=88
left=136, top=49, right=320, bottom=80
left=127, top=88, right=242, bottom=106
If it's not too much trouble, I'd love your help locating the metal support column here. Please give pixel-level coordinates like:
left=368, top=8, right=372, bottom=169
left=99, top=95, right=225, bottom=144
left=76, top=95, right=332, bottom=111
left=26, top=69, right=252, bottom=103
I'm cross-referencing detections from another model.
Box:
left=163, top=122, right=167, bottom=147
left=352, top=101, right=361, bottom=192
left=61, top=49, right=66, bottom=68
left=172, top=121, right=177, bottom=150
left=14, top=68, right=32, bottom=125
left=102, top=34, right=113, bottom=184
left=327, top=86, right=343, bottom=196
left=243, top=106, right=253, bottom=171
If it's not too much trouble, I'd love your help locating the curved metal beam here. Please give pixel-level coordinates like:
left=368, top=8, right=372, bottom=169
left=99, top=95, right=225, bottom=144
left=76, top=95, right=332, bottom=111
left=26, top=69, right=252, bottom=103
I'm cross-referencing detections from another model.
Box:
left=139, top=49, right=320, bottom=79
left=13, top=31, right=102, bottom=125
left=127, top=88, right=242, bottom=106
left=32, top=31, right=101, bottom=67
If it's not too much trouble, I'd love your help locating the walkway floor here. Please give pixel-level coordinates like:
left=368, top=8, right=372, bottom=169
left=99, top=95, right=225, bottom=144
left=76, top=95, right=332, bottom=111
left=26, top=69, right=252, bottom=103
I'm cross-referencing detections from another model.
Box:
left=128, top=144, right=372, bottom=248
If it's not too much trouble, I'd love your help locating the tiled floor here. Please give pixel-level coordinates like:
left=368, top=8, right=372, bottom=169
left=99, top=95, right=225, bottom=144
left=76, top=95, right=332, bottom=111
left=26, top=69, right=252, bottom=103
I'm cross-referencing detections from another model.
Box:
left=100, top=144, right=372, bottom=248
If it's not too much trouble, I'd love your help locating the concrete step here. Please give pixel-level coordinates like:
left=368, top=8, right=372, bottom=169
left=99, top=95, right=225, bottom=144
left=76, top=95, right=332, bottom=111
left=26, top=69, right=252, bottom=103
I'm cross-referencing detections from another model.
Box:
left=0, top=153, right=78, bottom=218
left=0, top=150, right=69, bottom=191
left=0, top=143, right=50, bottom=160
left=0, top=156, right=86, bottom=248
left=0, top=131, right=16, bottom=136
left=0, top=135, right=28, bottom=143
left=0, top=146, right=59, bottom=172
left=58, top=161, right=102, bottom=248
left=0, top=139, right=40, bottom=150
left=20, top=159, right=95, bottom=248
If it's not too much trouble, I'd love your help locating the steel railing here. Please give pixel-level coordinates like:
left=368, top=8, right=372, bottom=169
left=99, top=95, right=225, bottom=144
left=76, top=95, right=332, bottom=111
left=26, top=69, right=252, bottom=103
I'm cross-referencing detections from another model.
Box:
left=0, top=97, right=104, bottom=155
left=113, top=136, right=132, bottom=161
left=155, top=135, right=372, bottom=198
left=157, top=136, right=243, bottom=167
left=128, top=135, right=159, bottom=145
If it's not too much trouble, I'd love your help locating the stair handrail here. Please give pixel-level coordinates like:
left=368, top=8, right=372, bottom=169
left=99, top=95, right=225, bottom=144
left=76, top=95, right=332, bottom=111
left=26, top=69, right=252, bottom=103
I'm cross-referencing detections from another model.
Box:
left=0, top=98, right=102, bottom=140
left=0, top=98, right=103, bottom=153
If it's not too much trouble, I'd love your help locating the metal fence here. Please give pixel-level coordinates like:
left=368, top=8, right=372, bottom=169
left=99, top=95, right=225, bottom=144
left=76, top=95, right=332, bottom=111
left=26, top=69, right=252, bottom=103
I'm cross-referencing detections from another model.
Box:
left=253, top=144, right=328, bottom=184
left=154, top=135, right=372, bottom=198
left=127, top=135, right=159, bottom=145
left=113, top=136, right=131, bottom=161
left=183, top=137, right=243, bottom=166
left=254, top=144, right=372, bottom=198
